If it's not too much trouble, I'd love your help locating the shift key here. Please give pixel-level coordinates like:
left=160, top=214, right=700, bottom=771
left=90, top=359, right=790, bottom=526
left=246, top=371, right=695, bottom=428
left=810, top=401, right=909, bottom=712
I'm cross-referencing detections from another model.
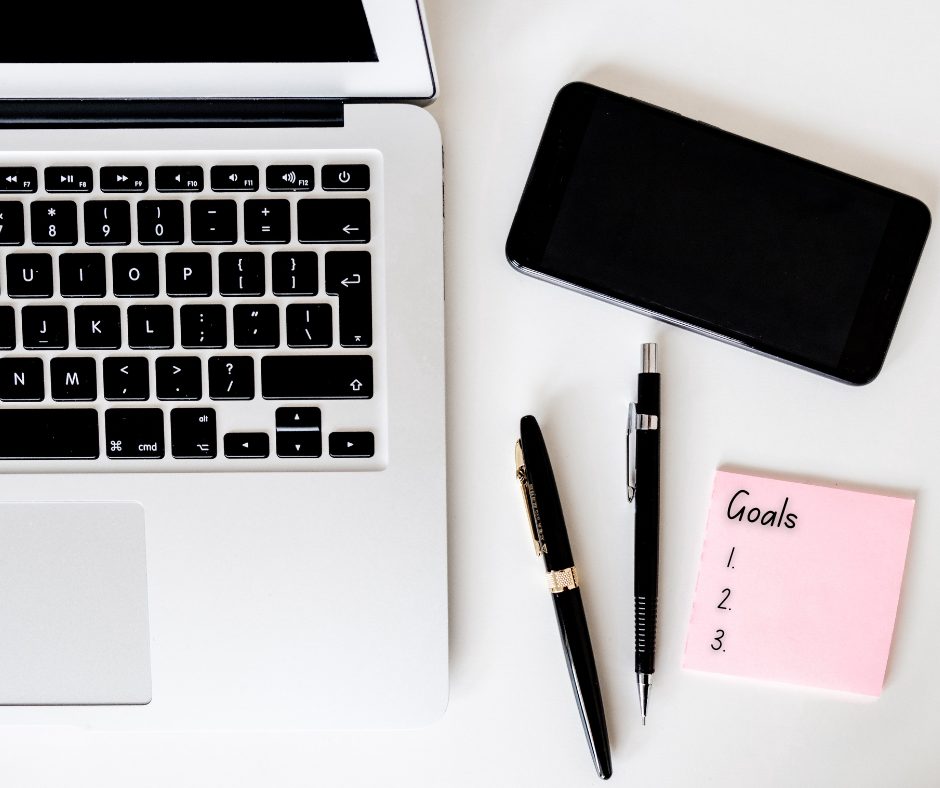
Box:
left=261, top=355, right=373, bottom=399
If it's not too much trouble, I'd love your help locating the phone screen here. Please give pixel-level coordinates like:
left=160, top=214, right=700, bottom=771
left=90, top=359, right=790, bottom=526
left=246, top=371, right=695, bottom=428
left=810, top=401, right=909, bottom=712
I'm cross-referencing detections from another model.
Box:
left=506, top=83, right=931, bottom=383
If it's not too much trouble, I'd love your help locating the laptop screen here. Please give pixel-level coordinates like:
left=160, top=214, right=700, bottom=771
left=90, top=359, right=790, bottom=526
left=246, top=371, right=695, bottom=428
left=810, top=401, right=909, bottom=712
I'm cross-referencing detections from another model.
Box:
left=0, top=5, right=378, bottom=63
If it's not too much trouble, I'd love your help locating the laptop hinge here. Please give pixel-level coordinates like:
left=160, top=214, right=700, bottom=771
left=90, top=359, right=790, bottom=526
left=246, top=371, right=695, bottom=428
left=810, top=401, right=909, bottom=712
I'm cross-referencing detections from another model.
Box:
left=0, top=99, right=345, bottom=128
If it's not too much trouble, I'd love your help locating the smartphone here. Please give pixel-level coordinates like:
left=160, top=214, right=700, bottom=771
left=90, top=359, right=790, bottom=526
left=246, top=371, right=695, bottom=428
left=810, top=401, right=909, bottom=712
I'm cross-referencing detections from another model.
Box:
left=506, top=82, right=931, bottom=384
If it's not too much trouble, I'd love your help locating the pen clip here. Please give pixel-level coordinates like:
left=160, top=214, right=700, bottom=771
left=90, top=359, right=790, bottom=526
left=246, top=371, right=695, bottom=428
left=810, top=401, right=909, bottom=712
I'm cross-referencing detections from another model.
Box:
left=626, top=402, right=637, bottom=502
left=515, top=440, right=546, bottom=556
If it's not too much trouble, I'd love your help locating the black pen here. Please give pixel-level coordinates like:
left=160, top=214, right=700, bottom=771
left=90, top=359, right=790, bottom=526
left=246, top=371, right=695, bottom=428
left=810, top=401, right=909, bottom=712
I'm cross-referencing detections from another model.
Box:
left=515, top=415, right=612, bottom=780
left=627, top=343, right=661, bottom=725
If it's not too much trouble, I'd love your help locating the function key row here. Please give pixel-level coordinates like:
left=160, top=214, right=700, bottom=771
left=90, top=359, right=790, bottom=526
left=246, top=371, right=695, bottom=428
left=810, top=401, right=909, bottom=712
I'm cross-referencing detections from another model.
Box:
left=0, top=198, right=370, bottom=246
left=0, top=165, right=370, bottom=194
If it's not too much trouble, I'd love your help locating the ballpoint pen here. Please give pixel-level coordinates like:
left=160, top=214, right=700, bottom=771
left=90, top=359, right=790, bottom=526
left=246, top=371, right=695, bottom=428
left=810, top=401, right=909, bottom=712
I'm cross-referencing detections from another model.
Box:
left=515, top=415, right=612, bottom=780
left=627, top=342, right=661, bottom=725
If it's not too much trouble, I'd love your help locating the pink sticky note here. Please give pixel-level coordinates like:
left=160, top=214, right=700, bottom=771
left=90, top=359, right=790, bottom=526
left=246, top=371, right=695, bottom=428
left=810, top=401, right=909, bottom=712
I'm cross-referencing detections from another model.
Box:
left=683, top=470, right=913, bottom=696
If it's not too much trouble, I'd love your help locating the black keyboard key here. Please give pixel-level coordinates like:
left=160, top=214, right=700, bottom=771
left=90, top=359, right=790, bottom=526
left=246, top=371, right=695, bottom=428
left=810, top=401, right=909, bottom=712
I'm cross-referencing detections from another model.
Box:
left=0, top=306, right=14, bottom=349
left=22, top=305, right=68, bottom=349
left=261, top=355, right=372, bottom=399
left=51, top=357, right=97, bottom=401
left=128, top=304, right=174, bottom=349
left=84, top=200, right=131, bottom=245
left=275, top=406, right=321, bottom=458
left=155, top=166, right=203, bottom=193
left=103, top=357, right=149, bottom=401
left=329, top=431, right=375, bottom=458
left=0, top=167, right=37, bottom=193
left=233, top=304, right=279, bottom=348
left=325, top=251, right=372, bottom=347
left=208, top=355, right=254, bottom=400
left=30, top=201, right=78, bottom=245
left=6, top=253, right=53, bottom=297
left=210, top=165, right=259, bottom=192
left=276, top=407, right=321, bottom=430
left=75, top=304, right=121, bottom=349
left=100, top=166, right=148, bottom=193
left=171, top=408, right=217, bottom=458
left=266, top=165, right=314, bottom=192
left=59, top=253, right=106, bottom=297
left=166, top=252, right=212, bottom=296
left=180, top=304, right=227, bottom=348
left=137, top=200, right=184, bottom=245
left=272, top=251, right=317, bottom=296
left=322, top=165, right=370, bottom=191
left=297, top=198, right=370, bottom=244
left=286, top=303, right=332, bottom=348
left=45, top=166, right=92, bottom=193
left=0, top=408, right=98, bottom=459
left=0, top=201, right=24, bottom=245
left=219, top=252, right=265, bottom=296
left=224, top=432, right=269, bottom=458
left=156, top=356, right=202, bottom=400
left=105, top=408, right=164, bottom=459
left=113, top=253, right=159, bottom=297
left=0, top=357, right=44, bottom=401
left=244, top=199, right=290, bottom=244
left=191, top=200, right=237, bottom=244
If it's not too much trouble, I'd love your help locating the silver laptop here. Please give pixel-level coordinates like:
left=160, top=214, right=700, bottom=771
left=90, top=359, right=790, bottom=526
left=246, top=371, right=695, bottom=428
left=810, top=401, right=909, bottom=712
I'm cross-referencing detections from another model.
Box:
left=0, top=1, right=447, bottom=728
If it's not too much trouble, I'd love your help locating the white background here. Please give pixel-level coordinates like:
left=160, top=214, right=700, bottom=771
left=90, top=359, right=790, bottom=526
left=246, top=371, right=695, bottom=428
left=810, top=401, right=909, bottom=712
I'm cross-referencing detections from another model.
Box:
left=5, top=0, right=940, bottom=784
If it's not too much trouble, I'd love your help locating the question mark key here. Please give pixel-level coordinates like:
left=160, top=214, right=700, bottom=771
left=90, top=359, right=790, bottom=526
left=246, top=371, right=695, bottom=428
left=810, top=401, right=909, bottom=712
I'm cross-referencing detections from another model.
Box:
left=208, top=356, right=255, bottom=400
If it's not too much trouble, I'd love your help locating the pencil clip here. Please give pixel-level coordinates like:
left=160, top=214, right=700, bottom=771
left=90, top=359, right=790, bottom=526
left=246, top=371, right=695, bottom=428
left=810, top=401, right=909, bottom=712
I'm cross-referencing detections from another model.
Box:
left=515, top=440, right=545, bottom=556
left=626, top=402, right=637, bottom=502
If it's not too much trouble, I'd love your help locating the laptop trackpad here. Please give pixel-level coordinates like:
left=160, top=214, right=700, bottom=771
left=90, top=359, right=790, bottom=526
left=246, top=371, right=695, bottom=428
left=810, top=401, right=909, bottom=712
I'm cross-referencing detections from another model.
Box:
left=0, top=502, right=151, bottom=705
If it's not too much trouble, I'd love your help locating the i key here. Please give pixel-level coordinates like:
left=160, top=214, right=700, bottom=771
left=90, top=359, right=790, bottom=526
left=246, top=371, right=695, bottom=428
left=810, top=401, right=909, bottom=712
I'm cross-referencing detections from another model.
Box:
left=59, top=253, right=106, bottom=297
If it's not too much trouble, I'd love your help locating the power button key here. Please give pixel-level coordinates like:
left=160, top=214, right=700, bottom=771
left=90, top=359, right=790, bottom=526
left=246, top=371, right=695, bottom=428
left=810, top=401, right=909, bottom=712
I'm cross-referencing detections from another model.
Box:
left=322, top=164, right=370, bottom=191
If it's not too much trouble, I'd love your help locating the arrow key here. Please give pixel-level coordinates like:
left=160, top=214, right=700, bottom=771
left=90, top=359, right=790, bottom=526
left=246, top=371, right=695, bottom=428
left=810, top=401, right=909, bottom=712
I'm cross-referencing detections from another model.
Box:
left=297, top=198, right=370, bottom=244
left=224, top=432, right=270, bottom=459
left=276, top=431, right=322, bottom=458
left=329, top=431, right=374, bottom=458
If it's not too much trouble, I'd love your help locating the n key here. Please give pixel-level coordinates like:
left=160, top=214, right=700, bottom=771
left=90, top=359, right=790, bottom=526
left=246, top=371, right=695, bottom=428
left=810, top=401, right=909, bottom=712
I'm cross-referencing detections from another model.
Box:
left=0, top=358, right=44, bottom=401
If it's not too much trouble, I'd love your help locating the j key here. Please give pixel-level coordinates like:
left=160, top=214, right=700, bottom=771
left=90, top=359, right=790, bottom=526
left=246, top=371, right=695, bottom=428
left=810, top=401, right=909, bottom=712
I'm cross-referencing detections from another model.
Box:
left=219, top=252, right=265, bottom=296
left=113, top=253, right=159, bottom=297
left=103, top=357, right=149, bottom=401
left=272, top=251, right=318, bottom=296
left=210, top=165, right=259, bottom=192
left=233, top=304, right=279, bottom=348
left=60, top=253, right=106, bottom=297
left=155, top=166, right=204, bottom=193
left=166, top=252, right=212, bottom=297
left=128, top=304, right=174, bottom=349
left=0, top=409, right=98, bottom=459
left=156, top=356, right=202, bottom=400
left=329, top=431, right=375, bottom=458
left=75, top=304, right=121, bottom=349
left=208, top=356, right=254, bottom=400
left=266, top=165, right=314, bottom=192
left=137, top=200, right=184, bottom=245
left=322, top=165, right=370, bottom=191
left=224, top=432, right=269, bottom=459
left=275, top=406, right=321, bottom=459
left=261, top=355, right=373, bottom=399
left=180, top=304, right=227, bottom=348
left=0, top=357, right=44, bottom=401
left=244, top=199, right=290, bottom=244
left=6, top=253, right=53, bottom=297
left=100, top=166, right=148, bottom=193
left=45, top=166, right=92, bottom=193
left=31, top=201, right=78, bottom=245
left=297, top=198, right=370, bottom=244
left=191, top=200, right=237, bottom=244
left=22, top=305, right=68, bottom=349
left=0, top=167, right=37, bottom=193
left=325, top=251, right=372, bottom=347
left=105, top=408, right=164, bottom=459
left=0, top=201, right=24, bottom=245
left=84, top=200, right=131, bottom=245
left=50, top=357, right=97, bottom=401
left=286, top=303, right=332, bottom=348
left=171, top=408, right=217, bottom=458
left=0, top=306, right=14, bottom=349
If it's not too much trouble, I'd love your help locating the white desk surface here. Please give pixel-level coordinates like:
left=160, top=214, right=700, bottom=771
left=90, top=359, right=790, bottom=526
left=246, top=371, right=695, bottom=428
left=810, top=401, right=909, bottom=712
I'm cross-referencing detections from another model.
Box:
left=7, top=1, right=940, bottom=785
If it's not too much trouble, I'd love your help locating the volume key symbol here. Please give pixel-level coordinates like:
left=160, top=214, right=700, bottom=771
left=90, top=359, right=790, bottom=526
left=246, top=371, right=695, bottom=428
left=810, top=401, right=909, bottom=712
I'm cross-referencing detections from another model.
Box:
left=282, top=170, right=297, bottom=185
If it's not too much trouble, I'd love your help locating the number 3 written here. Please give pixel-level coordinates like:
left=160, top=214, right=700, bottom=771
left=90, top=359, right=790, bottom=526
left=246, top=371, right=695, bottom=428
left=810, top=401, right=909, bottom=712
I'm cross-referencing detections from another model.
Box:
left=711, top=629, right=725, bottom=651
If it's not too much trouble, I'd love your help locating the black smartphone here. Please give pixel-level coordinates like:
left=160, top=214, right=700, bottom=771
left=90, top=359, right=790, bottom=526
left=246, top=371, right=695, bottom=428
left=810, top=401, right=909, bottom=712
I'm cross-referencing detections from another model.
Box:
left=506, top=82, right=931, bottom=384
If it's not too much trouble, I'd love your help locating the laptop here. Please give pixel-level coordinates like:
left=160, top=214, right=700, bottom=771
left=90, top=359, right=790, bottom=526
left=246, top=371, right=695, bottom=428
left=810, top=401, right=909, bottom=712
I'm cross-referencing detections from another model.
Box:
left=0, top=1, right=447, bottom=728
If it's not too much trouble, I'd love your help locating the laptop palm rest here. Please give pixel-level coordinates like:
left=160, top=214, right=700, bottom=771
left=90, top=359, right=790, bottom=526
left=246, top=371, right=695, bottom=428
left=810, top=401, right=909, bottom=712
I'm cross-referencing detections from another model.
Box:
left=0, top=502, right=151, bottom=705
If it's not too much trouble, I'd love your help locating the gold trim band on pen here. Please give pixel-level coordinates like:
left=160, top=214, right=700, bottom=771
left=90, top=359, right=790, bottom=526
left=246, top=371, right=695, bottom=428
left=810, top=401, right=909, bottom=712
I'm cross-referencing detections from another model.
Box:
left=547, top=566, right=579, bottom=593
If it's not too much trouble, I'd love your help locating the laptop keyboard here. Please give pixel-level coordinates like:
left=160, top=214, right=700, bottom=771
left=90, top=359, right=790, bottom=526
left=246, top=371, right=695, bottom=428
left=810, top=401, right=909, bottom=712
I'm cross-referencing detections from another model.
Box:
left=0, top=153, right=385, bottom=471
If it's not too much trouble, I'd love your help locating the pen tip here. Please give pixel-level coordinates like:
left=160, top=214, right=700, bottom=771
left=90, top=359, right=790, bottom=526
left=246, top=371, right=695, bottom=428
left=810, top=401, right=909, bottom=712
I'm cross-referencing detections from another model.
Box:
left=641, top=714, right=646, bottom=726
